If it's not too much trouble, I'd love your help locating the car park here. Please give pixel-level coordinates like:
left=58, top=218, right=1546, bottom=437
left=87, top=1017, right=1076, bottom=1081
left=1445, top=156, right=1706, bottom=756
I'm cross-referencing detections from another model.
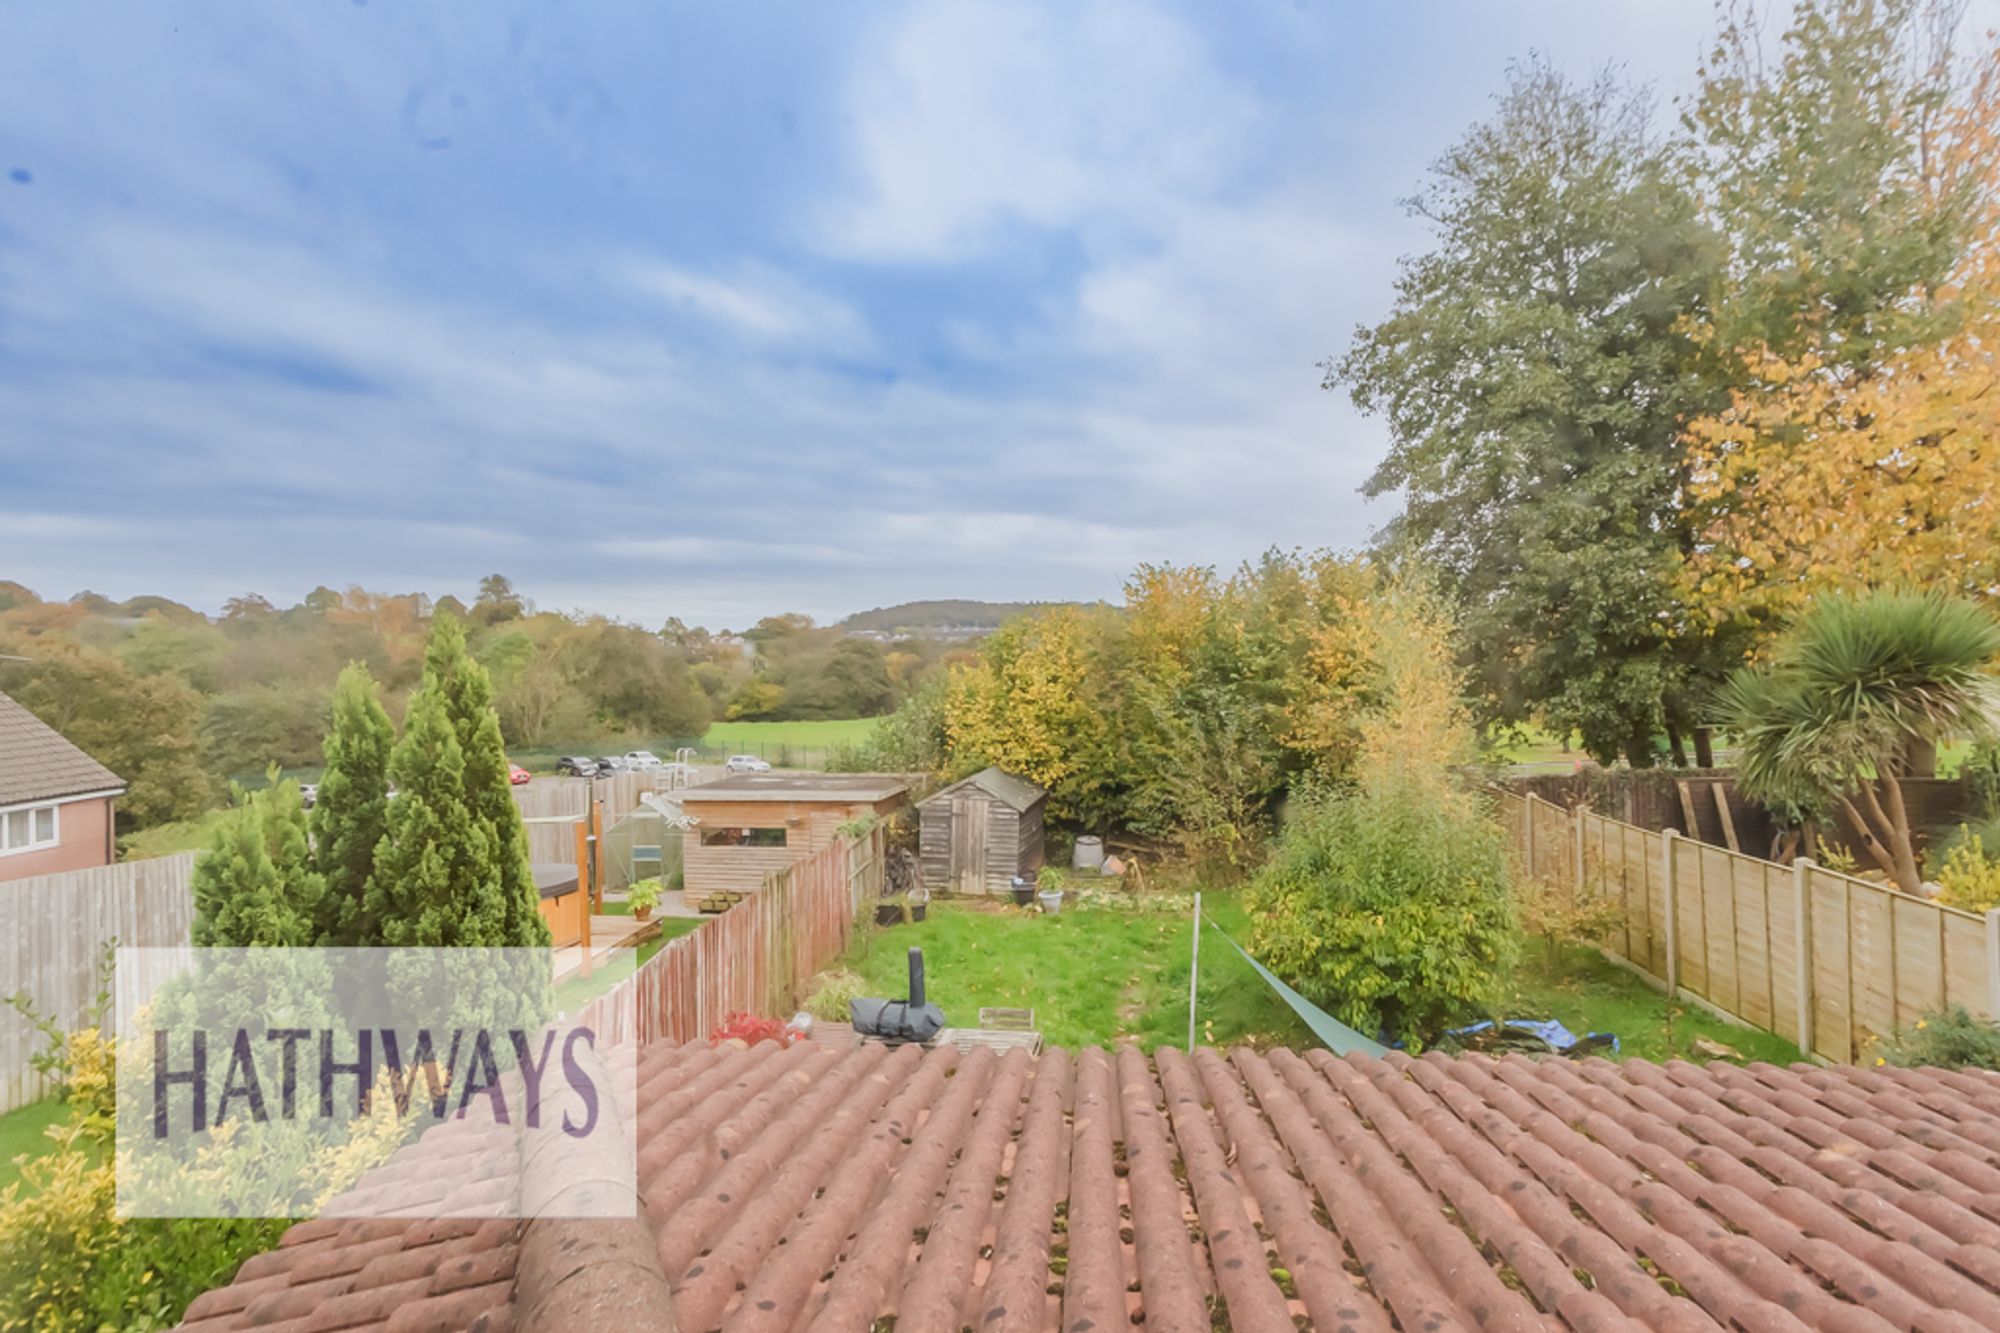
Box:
left=554, top=756, right=598, bottom=777
left=724, top=753, right=772, bottom=773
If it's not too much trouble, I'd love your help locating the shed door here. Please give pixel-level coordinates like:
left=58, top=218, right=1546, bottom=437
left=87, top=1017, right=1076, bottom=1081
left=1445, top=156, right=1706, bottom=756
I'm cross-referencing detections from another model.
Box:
left=952, top=794, right=989, bottom=894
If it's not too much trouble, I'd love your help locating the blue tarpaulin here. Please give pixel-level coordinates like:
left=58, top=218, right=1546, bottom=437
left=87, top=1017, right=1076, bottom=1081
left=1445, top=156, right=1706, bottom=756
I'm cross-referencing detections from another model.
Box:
left=1202, top=916, right=1388, bottom=1058
left=1446, top=1018, right=1620, bottom=1056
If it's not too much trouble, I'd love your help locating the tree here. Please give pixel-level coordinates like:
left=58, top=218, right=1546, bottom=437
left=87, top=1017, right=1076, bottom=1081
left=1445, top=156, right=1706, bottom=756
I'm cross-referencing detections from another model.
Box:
left=310, top=664, right=395, bottom=945
left=409, top=615, right=549, bottom=948
left=1331, top=59, right=1725, bottom=766
left=0, top=646, right=215, bottom=827
left=1684, top=6, right=2000, bottom=626
left=191, top=778, right=322, bottom=947
left=1718, top=591, right=2000, bottom=891
left=472, top=574, right=527, bottom=625
left=364, top=680, right=501, bottom=947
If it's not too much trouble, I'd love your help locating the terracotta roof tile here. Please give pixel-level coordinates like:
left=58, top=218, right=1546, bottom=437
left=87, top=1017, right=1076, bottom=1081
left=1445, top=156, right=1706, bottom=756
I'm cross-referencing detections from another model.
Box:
left=181, top=1039, right=2000, bottom=1332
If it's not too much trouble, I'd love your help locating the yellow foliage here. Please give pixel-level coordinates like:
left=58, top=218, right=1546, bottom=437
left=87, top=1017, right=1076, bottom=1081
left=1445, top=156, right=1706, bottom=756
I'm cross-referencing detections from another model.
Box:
left=1937, top=833, right=2000, bottom=913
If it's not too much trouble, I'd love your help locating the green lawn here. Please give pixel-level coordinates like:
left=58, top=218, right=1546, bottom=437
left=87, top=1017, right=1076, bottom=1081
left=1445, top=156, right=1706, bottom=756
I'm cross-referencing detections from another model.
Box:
left=826, top=896, right=1806, bottom=1063
left=0, top=1097, right=68, bottom=1195
left=117, top=808, right=229, bottom=860
left=552, top=918, right=703, bottom=1010
left=698, top=718, right=884, bottom=750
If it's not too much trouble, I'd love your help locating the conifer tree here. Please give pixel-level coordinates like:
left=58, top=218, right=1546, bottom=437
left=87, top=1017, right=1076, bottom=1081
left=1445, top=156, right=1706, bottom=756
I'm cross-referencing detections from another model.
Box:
left=309, top=664, right=395, bottom=944
left=191, top=778, right=322, bottom=947
left=421, top=614, right=550, bottom=948
left=366, top=684, right=502, bottom=946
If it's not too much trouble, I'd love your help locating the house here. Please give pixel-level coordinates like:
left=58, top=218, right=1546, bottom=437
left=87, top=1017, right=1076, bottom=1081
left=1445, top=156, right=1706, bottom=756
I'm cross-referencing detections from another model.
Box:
left=917, top=766, right=1046, bottom=894
left=178, top=1040, right=2000, bottom=1331
left=677, top=772, right=909, bottom=910
left=0, top=689, right=124, bottom=881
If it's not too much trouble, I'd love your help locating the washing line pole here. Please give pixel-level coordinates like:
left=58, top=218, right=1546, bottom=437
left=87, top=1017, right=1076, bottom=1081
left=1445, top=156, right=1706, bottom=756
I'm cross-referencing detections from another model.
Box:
left=1188, top=891, right=1201, bottom=1052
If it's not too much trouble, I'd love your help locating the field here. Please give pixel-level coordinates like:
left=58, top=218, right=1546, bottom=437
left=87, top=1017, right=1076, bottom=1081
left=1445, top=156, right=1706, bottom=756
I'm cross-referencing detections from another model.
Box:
left=823, top=895, right=1803, bottom=1062
left=695, top=718, right=883, bottom=751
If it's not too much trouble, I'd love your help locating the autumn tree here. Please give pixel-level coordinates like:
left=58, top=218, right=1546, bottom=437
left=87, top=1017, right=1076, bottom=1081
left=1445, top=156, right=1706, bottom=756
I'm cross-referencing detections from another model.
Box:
left=1331, top=58, right=1724, bottom=767
left=1684, top=2, right=2000, bottom=631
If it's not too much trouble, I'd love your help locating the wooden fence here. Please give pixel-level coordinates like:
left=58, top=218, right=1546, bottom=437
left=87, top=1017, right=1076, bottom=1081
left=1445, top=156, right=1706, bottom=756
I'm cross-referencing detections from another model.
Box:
left=0, top=853, right=197, bottom=1113
left=1497, top=790, right=2000, bottom=1063
left=581, top=823, right=885, bottom=1047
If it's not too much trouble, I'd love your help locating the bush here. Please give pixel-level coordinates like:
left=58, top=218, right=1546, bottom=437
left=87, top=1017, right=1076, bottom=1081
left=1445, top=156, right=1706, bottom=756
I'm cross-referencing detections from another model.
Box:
left=1933, top=831, right=2000, bottom=913
left=1874, top=1005, right=2000, bottom=1071
left=1960, top=741, right=2000, bottom=817
left=802, top=969, right=868, bottom=1022
left=627, top=876, right=663, bottom=913
left=1246, top=781, right=1516, bottom=1047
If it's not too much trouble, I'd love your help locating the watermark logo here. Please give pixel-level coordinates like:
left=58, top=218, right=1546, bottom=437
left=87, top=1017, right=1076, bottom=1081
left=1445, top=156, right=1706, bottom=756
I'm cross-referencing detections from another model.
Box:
left=114, top=948, right=636, bottom=1219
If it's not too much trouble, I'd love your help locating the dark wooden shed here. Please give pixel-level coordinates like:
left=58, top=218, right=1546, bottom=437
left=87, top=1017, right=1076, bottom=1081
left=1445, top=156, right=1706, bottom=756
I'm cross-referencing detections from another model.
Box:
left=918, top=767, right=1047, bottom=895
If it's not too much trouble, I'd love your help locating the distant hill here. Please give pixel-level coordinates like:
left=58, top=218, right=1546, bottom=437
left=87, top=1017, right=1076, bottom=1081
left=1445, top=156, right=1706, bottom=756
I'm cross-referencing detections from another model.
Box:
left=839, top=599, right=1076, bottom=637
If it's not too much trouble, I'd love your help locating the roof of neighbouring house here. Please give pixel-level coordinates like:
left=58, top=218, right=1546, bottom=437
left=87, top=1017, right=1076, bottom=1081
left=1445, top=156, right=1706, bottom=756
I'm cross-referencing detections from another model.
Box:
left=177, top=1038, right=2000, bottom=1332
left=0, top=688, right=124, bottom=807
left=917, top=765, right=1045, bottom=813
left=677, top=772, right=910, bottom=805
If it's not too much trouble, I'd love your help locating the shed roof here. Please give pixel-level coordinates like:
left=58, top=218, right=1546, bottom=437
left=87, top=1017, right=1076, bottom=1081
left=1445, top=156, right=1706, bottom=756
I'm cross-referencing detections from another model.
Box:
left=179, top=1039, right=2000, bottom=1332
left=0, top=688, right=124, bottom=807
left=678, top=772, right=910, bottom=805
left=918, top=765, right=1045, bottom=813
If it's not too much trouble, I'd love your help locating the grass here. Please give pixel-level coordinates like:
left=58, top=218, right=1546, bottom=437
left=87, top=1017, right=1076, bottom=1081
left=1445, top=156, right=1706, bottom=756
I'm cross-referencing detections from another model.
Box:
left=0, top=1097, right=68, bottom=1195
left=117, top=807, right=229, bottom=860
left=827, top=896, right=1807, bottom=1063
left=551, top=917, right=703, bottom=1010
left=697, top=718, right=884, bottom=750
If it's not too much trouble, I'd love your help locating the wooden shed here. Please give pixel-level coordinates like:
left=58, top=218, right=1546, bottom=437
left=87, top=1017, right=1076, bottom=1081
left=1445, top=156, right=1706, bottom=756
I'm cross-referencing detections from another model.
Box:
left=678, top=772, right=909, bottom=911
left=918, top=768, right=1047, bottom=895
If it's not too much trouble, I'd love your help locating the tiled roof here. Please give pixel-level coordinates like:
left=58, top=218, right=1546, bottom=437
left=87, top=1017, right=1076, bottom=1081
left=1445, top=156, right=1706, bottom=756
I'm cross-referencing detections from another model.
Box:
left=0, top=688, right=123, bottom=806
left=181, top=1039, right=2000, bottom=1332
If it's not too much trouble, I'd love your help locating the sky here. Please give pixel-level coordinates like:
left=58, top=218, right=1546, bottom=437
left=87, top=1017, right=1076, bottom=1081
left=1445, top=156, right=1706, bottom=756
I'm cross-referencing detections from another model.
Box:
left=0, top=2, right=1737, bottom=628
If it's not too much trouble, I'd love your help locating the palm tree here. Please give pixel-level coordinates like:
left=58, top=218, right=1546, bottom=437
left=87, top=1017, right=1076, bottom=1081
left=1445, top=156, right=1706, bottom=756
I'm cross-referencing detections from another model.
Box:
left=1717, top=591, right=2000, bottom=891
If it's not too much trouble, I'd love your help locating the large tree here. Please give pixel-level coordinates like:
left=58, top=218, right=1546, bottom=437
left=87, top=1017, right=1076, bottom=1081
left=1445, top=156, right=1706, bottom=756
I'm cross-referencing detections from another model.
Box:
left=1331, top=59, right=1725, bottom=766
left=309, top=664, right=395, bottom=945
left=191, top=778, right=323, bottom=948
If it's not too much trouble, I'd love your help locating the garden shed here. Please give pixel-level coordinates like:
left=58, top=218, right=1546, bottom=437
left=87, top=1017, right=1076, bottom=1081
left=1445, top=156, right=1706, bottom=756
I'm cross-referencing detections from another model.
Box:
left=918, top=767, right=1046, bottom=895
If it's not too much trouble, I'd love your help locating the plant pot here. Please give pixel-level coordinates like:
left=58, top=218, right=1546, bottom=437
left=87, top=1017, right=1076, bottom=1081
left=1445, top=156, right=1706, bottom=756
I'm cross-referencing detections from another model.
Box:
left=633, top=905, right=653, bottom=922
left=910, top=903, right=927, bottom=922
left=875, top=902, right=905, bottom=926
left=1011, top=886, right=1034, bottom=907
left=1037, top=889, right=1064, bottom=915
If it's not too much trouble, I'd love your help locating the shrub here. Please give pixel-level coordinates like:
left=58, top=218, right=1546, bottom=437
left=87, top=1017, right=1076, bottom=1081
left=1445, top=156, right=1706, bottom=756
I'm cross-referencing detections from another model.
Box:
left=627, top=876, right=663, bottom=913
left=1515, top=869, right=1623, bottom=965
left=802, top=970, right=868, bottom=1022
left=1246, top=781, right=1516, bottom=1047
left=1961, top=741, right=2000, bottom=817
left=1933, top=832, right=2000, bottom=913
left=1874, top=1005, right=2000, bottom=1071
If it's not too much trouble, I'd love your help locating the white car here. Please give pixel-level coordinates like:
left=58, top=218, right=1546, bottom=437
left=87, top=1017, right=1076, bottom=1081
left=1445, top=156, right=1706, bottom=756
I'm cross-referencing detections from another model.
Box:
left=624, top=750, right=665, bottom=770
left=725, top=754, right=772, bottom=773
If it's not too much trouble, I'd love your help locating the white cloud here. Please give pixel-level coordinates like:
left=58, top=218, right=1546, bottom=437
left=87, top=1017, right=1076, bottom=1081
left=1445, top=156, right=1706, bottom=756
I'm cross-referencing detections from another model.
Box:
left=623, top=260, right=869, bottom=349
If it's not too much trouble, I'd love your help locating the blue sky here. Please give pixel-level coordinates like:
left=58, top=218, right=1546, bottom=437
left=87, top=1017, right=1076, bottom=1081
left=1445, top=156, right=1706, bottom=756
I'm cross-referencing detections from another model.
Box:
left=1, top=2, right=1731, bottom=628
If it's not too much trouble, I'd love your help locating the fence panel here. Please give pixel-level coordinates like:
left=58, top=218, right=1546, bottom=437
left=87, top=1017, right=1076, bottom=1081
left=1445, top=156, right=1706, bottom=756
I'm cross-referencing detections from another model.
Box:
left=1501, top=790, right=1996, bottom=1064
left=584, top=823, right=882, bottom=1047
left=0, top=853, right=196, bottom=1113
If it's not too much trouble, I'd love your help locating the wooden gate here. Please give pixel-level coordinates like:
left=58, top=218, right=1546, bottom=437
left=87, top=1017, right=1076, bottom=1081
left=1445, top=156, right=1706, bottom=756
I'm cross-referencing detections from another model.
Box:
left=952, top=793, right=988, bottom=895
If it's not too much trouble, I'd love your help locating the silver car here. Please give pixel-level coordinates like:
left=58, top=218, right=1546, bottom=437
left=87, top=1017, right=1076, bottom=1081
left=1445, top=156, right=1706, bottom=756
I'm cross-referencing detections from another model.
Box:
left=724, top=754, right=772, bottom=773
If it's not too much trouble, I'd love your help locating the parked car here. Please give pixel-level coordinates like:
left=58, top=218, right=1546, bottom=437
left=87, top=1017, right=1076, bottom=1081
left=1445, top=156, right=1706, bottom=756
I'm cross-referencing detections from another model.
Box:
left=299, top=783, right=318, bottom=810
left=596, top=755, right=629, bottom=773
left=554, top=756, right=598, bottom=777
left=624, top=750, right=665, bottom=770
left=725, top=754, right=772, bottom=773
left=508, top=763, right=532, bottom=785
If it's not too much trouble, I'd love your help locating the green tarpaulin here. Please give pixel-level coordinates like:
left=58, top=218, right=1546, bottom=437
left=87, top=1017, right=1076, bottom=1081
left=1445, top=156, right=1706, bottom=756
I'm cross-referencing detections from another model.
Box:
left=1203, top=915, right=1388, bottom=1058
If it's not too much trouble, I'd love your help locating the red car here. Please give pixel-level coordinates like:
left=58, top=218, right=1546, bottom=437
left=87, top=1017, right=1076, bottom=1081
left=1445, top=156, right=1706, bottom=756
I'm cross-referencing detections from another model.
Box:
left=508, top=763, right=532, bottom=785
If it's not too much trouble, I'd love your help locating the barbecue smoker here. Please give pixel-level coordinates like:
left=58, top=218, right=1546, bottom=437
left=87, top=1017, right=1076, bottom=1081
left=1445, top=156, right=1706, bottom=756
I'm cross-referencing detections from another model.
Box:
left=849, top=947, right=946, bottom=1044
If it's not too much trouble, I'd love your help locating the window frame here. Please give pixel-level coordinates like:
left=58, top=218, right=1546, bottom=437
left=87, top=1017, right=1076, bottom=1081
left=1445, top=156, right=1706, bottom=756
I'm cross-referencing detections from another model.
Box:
left=0, top=800, right=61, bottom=856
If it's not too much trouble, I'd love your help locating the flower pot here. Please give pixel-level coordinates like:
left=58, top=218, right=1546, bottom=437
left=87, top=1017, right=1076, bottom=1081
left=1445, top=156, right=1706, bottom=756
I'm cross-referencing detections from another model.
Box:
left=875, top=902, right=905, bottom=926
left=910, top=903, right=927, bottom=923
left=1037, top=889, right=1063, bottom=915
left=1011, top=886, right=1034, bottom=907
left=633, top=905, right=653, bottom=922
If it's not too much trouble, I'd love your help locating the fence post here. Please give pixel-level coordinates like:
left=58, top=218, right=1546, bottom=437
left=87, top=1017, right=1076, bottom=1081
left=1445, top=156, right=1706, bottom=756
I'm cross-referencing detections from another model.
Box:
left=1661, top=828, right=1680, bottom=996
left=1522, top=796, right=1537, bottom=877
left=1572, top=803, right=1585, bottom=893
left=1794, top=858, right=1816, bottom=1056
left=1986, top=907, right=2000, bottom=1021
